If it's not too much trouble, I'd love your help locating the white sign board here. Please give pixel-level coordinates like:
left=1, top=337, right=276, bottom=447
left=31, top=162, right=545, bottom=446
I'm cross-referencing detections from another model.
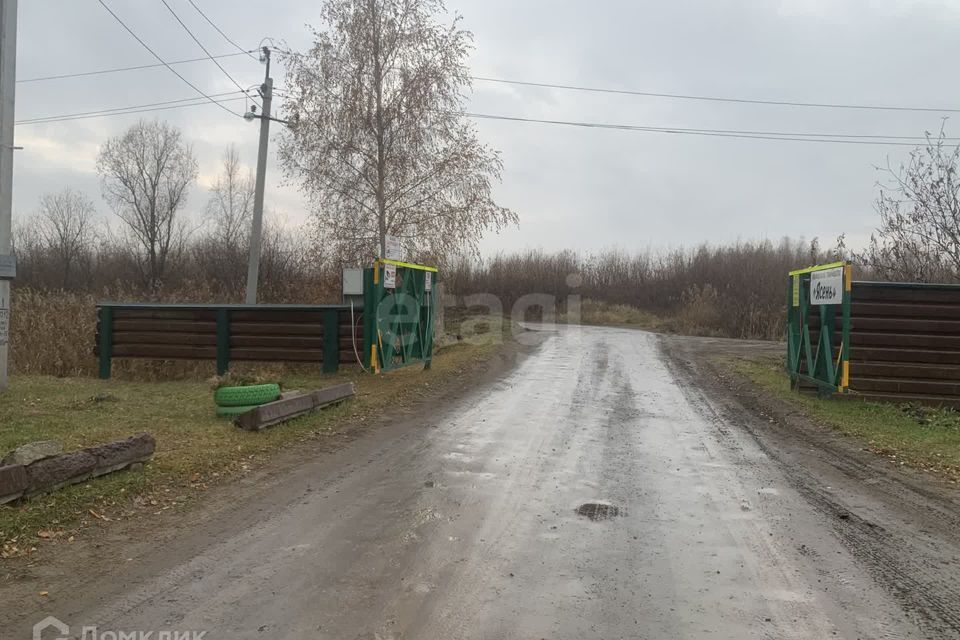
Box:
left=424, top=271, right=432, bottom=292
left=384, top=235, right=403, bottom=261
left=383, top=263, right=397, bottom=289
left=810, top=267, right=843, bottom=305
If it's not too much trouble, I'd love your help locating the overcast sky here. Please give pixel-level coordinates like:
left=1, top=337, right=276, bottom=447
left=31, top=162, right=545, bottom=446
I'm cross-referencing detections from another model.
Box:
left=12, top=0, right=960, bottom=255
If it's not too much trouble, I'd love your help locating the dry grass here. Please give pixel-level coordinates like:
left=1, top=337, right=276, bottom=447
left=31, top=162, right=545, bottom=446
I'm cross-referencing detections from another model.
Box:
left=565, top=299, right=664, bottom=330
left=10, top=289, right=98, bottom=377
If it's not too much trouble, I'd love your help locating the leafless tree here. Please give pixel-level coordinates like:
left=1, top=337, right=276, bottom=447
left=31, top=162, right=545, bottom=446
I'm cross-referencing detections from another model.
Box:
left=279, top=0, right=516, bottom=264
left=34, top=189, right=98, bottom=289
left=193, top=146, right=255, bottom=294
left=856, top=125, right=960, bottom=282
left=206, top=145, right=254, bottom=246
left=96, top=120, right=198, bottom=289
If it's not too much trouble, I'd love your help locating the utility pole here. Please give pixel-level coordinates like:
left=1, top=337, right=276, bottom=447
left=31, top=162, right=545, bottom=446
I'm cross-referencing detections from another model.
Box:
left=244, top=46, right=272, bottom=305
left=0, top=0, right=17, bottom=392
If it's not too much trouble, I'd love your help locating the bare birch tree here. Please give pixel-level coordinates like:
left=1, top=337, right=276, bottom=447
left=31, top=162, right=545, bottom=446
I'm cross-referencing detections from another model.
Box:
left=96, top=120, right=198, bottom=289
left=278, top=0, right=516, bottom=264
left=206, top=145, right=254, bottom=246
left=34, top=189, right=98, bottom=289
left=193, top=146, right=256, bottom=294
left=857, top=126, right=960, bottom=282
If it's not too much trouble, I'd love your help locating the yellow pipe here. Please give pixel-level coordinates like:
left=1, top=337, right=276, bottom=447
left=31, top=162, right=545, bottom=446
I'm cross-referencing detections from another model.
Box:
left=788, top=261, right=846, bottom=277
left=377, top=258, right=439, bottom=273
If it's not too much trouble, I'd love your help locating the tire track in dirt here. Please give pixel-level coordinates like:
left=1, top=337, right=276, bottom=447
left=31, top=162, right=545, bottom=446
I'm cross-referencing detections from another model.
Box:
left=661, top=334, right=960, bottom=638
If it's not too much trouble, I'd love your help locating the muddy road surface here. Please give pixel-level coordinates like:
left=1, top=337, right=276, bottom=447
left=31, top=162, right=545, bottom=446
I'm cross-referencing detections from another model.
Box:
left=7, top=326, right=960, bottom=639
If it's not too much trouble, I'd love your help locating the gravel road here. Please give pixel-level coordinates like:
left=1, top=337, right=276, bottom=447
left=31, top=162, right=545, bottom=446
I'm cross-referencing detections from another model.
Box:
left=7, top=325, right=960, bottom=639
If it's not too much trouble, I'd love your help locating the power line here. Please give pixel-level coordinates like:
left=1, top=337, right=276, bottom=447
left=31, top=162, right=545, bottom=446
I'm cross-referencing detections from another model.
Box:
left=159, top=0, right=260, bottom=107
left=15, top=91, right=246, bottom=126
left=17, top=51, right=254, bottom=84
left=97, top=0, right=242, bottom=118
left=186, top=0, right=258, bottom=61
left=471, top=76, right=960, bottom=115
left=465, top=112, right=935, bottom=146
left=16, top=98, right=249, bottom=127
left=272, top=46, right=960, bottom=115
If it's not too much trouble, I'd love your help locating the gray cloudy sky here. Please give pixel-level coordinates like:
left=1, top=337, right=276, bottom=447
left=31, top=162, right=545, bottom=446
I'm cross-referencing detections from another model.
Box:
left=11, top=0, right=960, bottom=255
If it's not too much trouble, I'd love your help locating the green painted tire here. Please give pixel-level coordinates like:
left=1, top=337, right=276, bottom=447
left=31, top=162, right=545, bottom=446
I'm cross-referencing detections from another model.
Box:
left=214, top=384, right=281, bottom=407
left=216, top=404, right=259, bottom=418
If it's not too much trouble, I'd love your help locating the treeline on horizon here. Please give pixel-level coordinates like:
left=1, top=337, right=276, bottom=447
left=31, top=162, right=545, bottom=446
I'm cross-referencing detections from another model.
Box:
left=11, top=231, right=960, bottom=377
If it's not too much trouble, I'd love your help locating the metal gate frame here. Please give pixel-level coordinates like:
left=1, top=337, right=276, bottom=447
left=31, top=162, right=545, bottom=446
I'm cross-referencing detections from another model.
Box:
left=362, top=259, right=438, bottom=374
left=786, top=261, right=852, bottom=394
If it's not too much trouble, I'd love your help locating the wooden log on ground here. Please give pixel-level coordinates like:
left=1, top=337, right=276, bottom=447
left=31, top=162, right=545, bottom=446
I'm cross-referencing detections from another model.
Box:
left=0, top=464, right=28, bottom=505
left=235, top=382, right=356, bottom=431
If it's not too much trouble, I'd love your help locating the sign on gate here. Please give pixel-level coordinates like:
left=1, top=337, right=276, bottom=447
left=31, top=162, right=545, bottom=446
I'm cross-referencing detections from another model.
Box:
left=786, top=262, right=852, bottom=394
left=383, top=263, right=397, bottom=289
left=810, top=266, right=843, bottom=305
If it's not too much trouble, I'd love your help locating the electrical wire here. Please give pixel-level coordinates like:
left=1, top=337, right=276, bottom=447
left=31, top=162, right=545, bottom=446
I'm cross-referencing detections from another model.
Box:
left=17, top=51, right=255, bottom=84
left=465, top=112, right=942, bottom=146
left=15, top=93, right=247, bottom=126
left=186, top=0, right=259, bottom=61
left=471, top=76, right=960, bottom=115
left=17, top=90, right=240, bottom=123
left=97, top=0, right=243, bottom=118
left=159, top=0, right=260, bottom=107
left=272, top=46, right=960, bottom=115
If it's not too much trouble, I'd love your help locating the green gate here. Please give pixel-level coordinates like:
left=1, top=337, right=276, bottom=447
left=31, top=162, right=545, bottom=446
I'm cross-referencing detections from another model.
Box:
left=786, top=262, right=851, bottom=394
left=363, top=259, right=438, bottom=374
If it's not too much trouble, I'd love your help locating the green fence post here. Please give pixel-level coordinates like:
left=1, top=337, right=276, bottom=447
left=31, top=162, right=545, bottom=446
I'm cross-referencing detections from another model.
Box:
left=216, top=309, right=230, bottom=376
left=786, top=276, right=794, bottom=380
left=323, top=308, right=339, bottom=373
left=362, top=267, right=375, bottom=371
left=98, top=306, right=114, bottom=380
left=841, top=263, right=852, bottom=391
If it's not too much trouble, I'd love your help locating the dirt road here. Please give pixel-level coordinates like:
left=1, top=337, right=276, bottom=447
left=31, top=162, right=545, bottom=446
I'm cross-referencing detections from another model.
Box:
left=7, top=325, right=960, bottom=639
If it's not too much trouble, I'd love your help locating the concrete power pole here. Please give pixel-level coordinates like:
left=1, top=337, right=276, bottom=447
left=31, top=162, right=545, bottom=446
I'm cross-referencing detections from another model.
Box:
left=244, top=46, right=272, bottom=305
left=0, top=0, right=17, bottom=392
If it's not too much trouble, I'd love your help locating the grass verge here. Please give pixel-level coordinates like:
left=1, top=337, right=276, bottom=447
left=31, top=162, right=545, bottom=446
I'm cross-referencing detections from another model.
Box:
left=0, top=333, right=505, bottom=560
left=728, top=356, right=960, bottom=483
